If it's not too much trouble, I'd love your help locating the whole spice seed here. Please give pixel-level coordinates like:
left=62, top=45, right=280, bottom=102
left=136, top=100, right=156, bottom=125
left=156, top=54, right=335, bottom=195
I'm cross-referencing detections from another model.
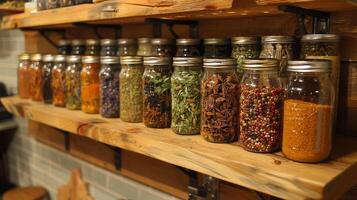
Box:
left=65, top=57, right=82, bottom=110
left=239, top=84, right=284, bottom=152
left=51, top=59, right=67, bottom=107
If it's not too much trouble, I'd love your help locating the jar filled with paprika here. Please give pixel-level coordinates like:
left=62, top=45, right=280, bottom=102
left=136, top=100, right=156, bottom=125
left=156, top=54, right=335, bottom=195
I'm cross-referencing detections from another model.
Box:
left=81, top=56, right=100, bottom=114
left=18, top=53, right=31, bottom=99
left=51, top=55, right=67, bottom=107
left=29, top=54, right=44, bottom=101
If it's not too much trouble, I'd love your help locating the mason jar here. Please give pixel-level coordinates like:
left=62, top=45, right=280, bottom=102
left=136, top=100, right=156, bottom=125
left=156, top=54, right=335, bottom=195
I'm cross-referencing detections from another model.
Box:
left=29, top=54, right=44, bottom=101
left=239, top=59, right=284, bottom=153
left=18, top=53, right=31, bottom=99
left=119, top=56, right=144, bottom=122
left=75, top=0, right=91, bottom=5
left=201, top=58, right=239, bottom=143
left=171, top=57, right=202, bottom=135
left=151, top=38, right=174, bottom=57
left=117, top=39, right=137, bottom=56
left=100, top=39, right=117, bottom=56
left=37, top=0, right=47, bottom=10
left=60, top=0, right=75, bottom=7
left=143, top=57, right=172, bottom=128
left=175, top=39, right=201, bottom=57
left=99, top=56, right=120, bottom=118
left=65, top=55, right=82, bottom=110
left=283, top=60, right=334, bottom=163
left=85, top=39, right=100, bottom=56
left=57, top=40, right=71, bottom=55
left=137, top=38, right=152, bottom=57
left=47, top=0, right=60, bottom=9
left=51, top=55, right=67, bottom=107
left=71, top=39, right=86, bottom=55
left=42, top=54, right=55, bottom=104
left=203, top=38, right=231, bottom=59
left=81, top=56, right=100, bottom=114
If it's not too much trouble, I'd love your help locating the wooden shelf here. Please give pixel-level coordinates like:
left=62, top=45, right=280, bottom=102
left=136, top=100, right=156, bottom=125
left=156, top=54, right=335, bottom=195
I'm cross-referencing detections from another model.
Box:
left=1, top=0, right=357, bottom=29
left=2, top=96, right=357, bottom=200
left=0, top=6, right=23, bottom=15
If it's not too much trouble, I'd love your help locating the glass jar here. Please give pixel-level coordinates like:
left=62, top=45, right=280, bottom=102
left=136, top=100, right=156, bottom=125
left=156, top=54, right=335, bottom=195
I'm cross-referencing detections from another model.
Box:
left=231, top=36, right=261, bottom=79
left=203, top=38, right=231, bottom=59
left=201, top=59, right=239, bottom=143
left=171, top=57, right=202, bottom=135
left=283, top=60, right=334, bottom=163
left=175, top=39, right=201, bottom=57
left=259, top=36, right=296, bottom=76
left=99, top=56, right=120, bottom=118
left=42, top=54, right=54, bottom=104
left=18, top=53, right=31, bottom=99
left=239, top=59, right=284, bottom=152
left=65, top=55, right=82, bottom=110
left=75, top=0, right=91, bottom=5
left=137, top=38, right=152, bottom=57
left=81, top=56, right=100, bottom=114
left=143, top=57, right=172, bottom=128
left=117, top=39, right=137, bottom=56
left=71, top=39, right=86, bottom=55
left=57, top=40, right=71, bottom=55
left=85, top=39, right=100, bottom=56
left=29, top=54, right=44, bottom=102
left=120, top=56, right=144, bottom=122
left=37, top=0, right=47, bottom=10
left=100, top=39, right=117, bottom=56
left=51, top=55, right=67, bottom=107
left=60, top=0, right=75, bottom=7
left=151, top=38, right=174, bottom=57
left=47, top=0, right=60, bottom=9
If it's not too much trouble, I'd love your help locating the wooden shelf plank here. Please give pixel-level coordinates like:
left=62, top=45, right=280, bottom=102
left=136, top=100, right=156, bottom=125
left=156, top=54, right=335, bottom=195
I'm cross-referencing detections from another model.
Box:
left=2, top=96, right=357, bottom=200
left=0, top=6, right=23, bottom=15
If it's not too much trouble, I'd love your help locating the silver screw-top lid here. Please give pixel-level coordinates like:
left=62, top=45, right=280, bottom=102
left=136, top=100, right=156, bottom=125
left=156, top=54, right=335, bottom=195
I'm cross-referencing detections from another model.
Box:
left=261, top=36, right=295, bottom=44
left=120, top=56, right=143, bottom=65
left=138, top=38, right=151, bottom=44
left=54, top=55, right=66, bottom=62
left=151, top=38, right=174, bottom=45
left=231, top=36, right=260, bottom=44
left=287, top=60, right=331, bottom=72
left=176, top=39, right=201, bottom=45
left=86, top=39, right=100, bottom=45
left=58, top=40, right=70, bottom=46
left=203, top=58, right=236, bottom=68
left=19, top=53, right=30, bottom=60
left=118, top=38, right=137, bottom=45
left=67, top=55, right=81, bottom=63
left=43, top=54, right=55, bottom=62
left=173, top=57, right=202, bottom=67
left=72, top=39, right=85, bottom=46
left=100, top=56, right=120, bottom=64
left=204, top=38, right=230, bottom=45
left=301, top=34, right=339, bottom=42
left=242, top=59, right=279, bottom=70
left=82, top=56, right=100, bottom=63
left=144, top=57, right=171, bottom=65
left=101, top=39, right=117, bottom=46
left=30, top=54, right=42, bottom=61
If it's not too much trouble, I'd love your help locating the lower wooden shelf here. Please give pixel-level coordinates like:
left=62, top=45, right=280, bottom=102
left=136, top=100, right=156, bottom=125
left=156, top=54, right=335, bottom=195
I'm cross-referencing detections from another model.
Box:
left=2, top=96, right=357, bottom=200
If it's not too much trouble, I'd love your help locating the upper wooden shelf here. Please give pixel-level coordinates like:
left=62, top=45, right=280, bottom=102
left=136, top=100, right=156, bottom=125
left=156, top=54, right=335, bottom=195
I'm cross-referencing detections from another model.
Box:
left=0, top=6, right=23, bottom=15
left=1, top=0, right=357, bottom=29
left=2, top=96, right=357, bottom=200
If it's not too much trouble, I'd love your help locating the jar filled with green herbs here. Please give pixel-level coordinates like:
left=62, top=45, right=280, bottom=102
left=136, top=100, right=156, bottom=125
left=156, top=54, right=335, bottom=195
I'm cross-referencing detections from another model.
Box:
left=65, top=55, right=82, bottom=110
left=143, top=57, right=172, bottom=128
left=171, top=57, right=202, bottom=135
left=119, top=56, right=144, bottom=123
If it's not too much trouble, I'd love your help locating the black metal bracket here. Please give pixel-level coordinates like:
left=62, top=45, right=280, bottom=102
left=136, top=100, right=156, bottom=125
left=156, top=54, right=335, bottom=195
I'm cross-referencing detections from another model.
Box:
left=64, top=132, right=70, bottom=151
left=113, top=147, right=122, bottom=170
left=278, top=5, right=330, bottom=35
left=145, top=18, right=199, bottom=39
left=73, top=23, right=122, bottom=39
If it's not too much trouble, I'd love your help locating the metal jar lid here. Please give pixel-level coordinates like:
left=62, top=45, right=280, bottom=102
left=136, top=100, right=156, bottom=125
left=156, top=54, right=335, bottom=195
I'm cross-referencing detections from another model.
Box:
left=54, top=55, right=66, bottom=62
left=120, top=56, right=143, bottom=65
left=67, top=55, right=81, bottom=63
left=19, top=53, right=30, bottom=60
left=43, top=54, right=55, bottom=62
left=176, top=39, right=201, bottom=45
left=151, top=38, right=173, bottom=45
left=231, top=36, right=260, bottom=45
left=58, top=40, right=70, bottom=46
left=242, top=59, right=279, bottom=70
left=301, top=34, right=339, bottom=42
left=138, top=38, right=151, bottom=44
left=31, top=54, right=42, bottom=61
left=118, top=38, right=137, bottom=45
left=86, top=39, right=100, bottom=45
left=144, top=57, right=171, bottom=65
left=72, top=39, right=85, bottom=46
left=203, top=58, right=236, bottom=68
left=287, top=60, right=331, bottom=72
left=204, top=38, right=230, bottom=45
left=82, top=56, right=100, bottom=63
left=101, top=56, right=120, bottom=64
left=173, top=57, right=202, bottom=66
left=101, top=39, right=117, bottom=46
left=261, top=36, right=295, bottom=44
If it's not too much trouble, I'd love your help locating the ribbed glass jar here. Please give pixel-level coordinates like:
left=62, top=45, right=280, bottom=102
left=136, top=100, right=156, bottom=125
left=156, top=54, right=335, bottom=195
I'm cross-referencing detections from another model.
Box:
left=51, top=55, right=67, bottom=107
left=175, top=39, right=201, bottom=57
left=81, top=56, right=100, bottom=114
left=29, top=54, right=44, bottom=102
left=137, top=38, right=152, bottom=57
left=85, top=39, right=100, bottom=56
left=203, top=38, right=231, bottom=59
left=65, top=55, right=82, bottom=110
left=117, top=39, right=137, bottom=56
left=18, top=53, right=31, bottom=99
left=42, top=54, right=55, bottom=104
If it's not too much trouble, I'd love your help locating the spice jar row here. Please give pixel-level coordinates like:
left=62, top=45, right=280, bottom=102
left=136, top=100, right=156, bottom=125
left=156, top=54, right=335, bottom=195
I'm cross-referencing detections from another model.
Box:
left=37, top=0, right=92, bottom=11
